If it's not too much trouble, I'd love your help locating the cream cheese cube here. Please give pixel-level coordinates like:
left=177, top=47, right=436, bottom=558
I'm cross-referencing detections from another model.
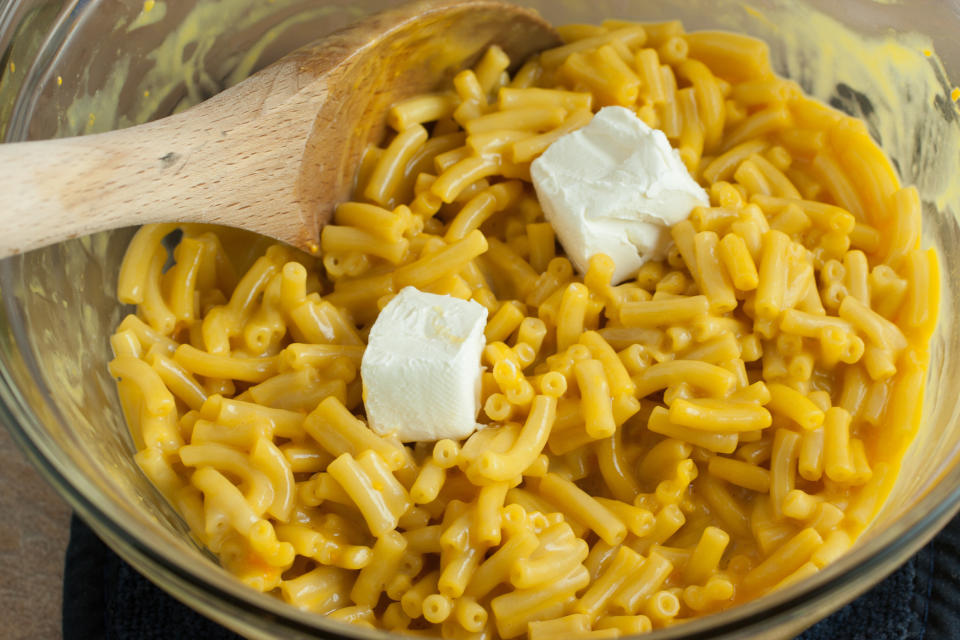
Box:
left=361, top=286, right=488, bottom=442
left=531, top=105, right=709, bottom=284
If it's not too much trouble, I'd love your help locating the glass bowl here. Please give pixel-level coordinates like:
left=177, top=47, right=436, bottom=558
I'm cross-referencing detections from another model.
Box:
left=1, top=0, right=958, bottom=638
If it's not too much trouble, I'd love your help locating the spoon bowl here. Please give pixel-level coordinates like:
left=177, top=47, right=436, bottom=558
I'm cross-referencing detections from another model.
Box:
left=0, top=0, right=557, bottom=257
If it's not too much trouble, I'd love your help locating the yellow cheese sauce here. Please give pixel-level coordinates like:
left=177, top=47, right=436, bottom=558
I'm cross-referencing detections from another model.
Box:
left=53, top=0, right=362, bottom=135
left=735, top=3, right=960, bottom=214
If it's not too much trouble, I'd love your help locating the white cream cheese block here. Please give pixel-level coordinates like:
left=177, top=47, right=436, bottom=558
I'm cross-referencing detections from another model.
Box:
left=531, top=105, right=709, bottom=284
left=361, top=286, right=488, bottom=442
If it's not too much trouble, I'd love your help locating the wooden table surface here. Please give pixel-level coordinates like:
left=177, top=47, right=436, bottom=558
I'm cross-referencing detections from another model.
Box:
left=0, top=423, right=71, bottom=640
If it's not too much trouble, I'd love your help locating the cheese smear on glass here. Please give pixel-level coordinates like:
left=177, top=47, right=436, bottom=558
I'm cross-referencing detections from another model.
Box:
left=531, top=105, right=709, bottom=284
left=361, top=286, right=488, bottom=442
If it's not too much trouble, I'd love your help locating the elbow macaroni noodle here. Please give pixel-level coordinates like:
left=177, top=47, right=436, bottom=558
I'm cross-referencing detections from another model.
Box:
left=110, top=18, right=938, bottom=639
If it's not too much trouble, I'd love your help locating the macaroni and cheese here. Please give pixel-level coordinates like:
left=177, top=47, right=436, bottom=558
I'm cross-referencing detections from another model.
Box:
left=110, top=17, right=939, bottom=639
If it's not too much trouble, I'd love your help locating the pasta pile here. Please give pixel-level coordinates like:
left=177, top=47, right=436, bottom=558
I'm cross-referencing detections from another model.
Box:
left=110, top=18, right=939, bottom=639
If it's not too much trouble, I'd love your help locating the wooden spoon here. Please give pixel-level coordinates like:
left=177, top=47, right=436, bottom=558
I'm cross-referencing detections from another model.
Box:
left=0, top=0, right=558, bottom=257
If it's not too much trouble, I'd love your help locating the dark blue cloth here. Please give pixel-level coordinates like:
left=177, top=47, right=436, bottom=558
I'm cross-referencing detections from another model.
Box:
left=63, top=515, right=241, bottom=640
left=63, top=513, right=960, bottom=639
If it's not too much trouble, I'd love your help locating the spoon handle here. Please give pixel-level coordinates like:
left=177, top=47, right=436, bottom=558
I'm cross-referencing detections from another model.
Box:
left=0, top=65, right=324, bottom=259
left=0, top=123, right=194, bottom=257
